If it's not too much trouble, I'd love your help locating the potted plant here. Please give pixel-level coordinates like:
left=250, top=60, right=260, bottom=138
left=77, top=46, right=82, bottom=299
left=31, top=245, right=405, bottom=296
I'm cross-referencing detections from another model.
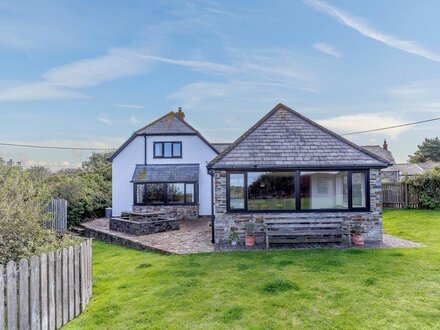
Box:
left=351, top=224, right=364, bottom=246
left=229, top=230, right=239, bottom=246
left=244, top=223, right=256, bottom=247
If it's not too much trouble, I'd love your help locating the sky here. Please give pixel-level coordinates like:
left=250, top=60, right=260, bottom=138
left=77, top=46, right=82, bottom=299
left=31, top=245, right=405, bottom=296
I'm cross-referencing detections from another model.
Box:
left=1, top=0, right=440, bottom=169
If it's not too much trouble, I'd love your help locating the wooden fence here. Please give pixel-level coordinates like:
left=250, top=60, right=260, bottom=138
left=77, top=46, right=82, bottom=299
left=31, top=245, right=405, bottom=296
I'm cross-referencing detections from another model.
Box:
left=0, top=239, right=92, bottom=330
left=44, top=199, right=68, bottom=233
left=383, top=182, right=419, bottom=209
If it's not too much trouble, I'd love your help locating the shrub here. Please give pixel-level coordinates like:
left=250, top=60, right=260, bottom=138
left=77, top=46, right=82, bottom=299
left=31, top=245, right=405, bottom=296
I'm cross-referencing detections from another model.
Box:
left=405, top=166, right=440, bottom=209
left=0, top=165, right=77, bottom=263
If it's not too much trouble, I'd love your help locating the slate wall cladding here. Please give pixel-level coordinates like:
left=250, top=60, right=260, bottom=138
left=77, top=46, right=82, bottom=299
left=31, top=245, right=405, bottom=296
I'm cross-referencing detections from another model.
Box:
left=110, top=217, right=180, bottom=236
left=213, top=169, right=383, bottom=244
left=132, top=204, right=199, bottom=220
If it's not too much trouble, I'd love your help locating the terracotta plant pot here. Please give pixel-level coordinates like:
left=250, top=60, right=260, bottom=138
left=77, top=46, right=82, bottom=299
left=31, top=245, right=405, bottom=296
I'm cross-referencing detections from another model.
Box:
left=352, top=233, right=364, bottom=246
left=245, top=235, right=255, bottom=247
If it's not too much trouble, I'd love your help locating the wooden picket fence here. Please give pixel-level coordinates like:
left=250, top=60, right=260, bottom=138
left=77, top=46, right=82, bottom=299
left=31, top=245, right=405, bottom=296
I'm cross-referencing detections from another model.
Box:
left=0, top=239, right=92, bottom=330
left=383, top=182, right=419, bottom=209
left=44, top=199, right=68, bottom=233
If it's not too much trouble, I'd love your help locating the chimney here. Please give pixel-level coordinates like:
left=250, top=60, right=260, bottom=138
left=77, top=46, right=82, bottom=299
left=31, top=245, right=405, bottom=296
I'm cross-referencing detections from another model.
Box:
left=383, top=139, right=388, bottom=151
left=175, top=106, right=185, bottom=120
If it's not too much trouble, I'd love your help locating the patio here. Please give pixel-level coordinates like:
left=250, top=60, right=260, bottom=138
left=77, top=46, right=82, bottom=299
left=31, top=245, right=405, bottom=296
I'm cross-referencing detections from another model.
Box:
left=80, top=217, right=423, bottom=254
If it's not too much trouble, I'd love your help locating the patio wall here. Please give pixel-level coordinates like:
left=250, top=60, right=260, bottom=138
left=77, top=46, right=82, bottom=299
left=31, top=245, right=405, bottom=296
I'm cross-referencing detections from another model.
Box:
left=133, top=204, right=198, bottom=220
left=213, top=169, right=383, bottom=244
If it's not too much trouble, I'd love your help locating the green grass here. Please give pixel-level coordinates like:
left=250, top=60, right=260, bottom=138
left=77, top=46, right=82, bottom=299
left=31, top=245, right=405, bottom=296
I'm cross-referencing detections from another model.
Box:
left=65, top=209, right=440, bottom=329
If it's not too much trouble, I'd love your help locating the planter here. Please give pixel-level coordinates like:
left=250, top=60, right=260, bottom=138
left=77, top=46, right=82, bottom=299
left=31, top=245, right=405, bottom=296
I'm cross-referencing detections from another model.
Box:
left=245, top=235, right=255, bottom=247
left=352, top=233, right=364, bottom=246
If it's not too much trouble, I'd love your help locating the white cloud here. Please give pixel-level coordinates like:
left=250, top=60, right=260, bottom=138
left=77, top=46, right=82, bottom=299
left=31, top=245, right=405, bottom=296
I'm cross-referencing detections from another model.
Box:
left=306, top=0, right=440, bottom=62
left=111, top=103, right=145, bottom=110
left=0, top=82, right=87, bottom=101
left=140, top=54, right=235, bottom=74
left=130, top=116, right=140, bottom=125
left=98, top=113, right=112, bottom=125
left=317, top=113, right=410, bottom=139
left=387, top=80, right=440, bottom=113
left=313, top=42, right=342, bottom=59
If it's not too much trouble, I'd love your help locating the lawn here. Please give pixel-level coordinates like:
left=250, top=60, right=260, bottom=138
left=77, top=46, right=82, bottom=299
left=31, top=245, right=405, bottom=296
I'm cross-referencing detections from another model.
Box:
left=65, top=210, right=440, bottom=329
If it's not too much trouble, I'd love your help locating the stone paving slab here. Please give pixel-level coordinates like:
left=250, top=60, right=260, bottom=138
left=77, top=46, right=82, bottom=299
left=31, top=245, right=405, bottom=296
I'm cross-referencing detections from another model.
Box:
left=81, top=218, right=423, bottom=254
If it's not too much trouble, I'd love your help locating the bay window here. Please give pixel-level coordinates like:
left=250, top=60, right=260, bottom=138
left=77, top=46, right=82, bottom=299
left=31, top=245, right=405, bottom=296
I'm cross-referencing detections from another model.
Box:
left=134, top=182, right=197, bottom=205
left=227, top=170, right=369, bottom=212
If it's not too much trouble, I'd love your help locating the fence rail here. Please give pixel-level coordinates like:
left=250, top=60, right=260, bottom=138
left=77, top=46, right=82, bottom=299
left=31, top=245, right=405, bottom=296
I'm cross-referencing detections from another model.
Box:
left=383, top=182, right=419, bottom=209
left=44, top=199, right=68, bottom=233
left=0, top=239, right=92, bottom=330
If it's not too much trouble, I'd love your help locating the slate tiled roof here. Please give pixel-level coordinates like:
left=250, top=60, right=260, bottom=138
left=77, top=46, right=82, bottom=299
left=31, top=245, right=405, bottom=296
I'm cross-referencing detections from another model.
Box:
left=132, top=164, right=199, bottom=182
left=211, top=143, right=231, bottom=153
left=362, top=145, right=395, bottom=164
left=108, top=111, right=218, bottom=161
left=208, top=104, right=390, bottom=169
left=417, top=162, right=440, bottom=171
left=136, top=112, right=196, bottom=135
left=383, top=162, right=440, bottom=175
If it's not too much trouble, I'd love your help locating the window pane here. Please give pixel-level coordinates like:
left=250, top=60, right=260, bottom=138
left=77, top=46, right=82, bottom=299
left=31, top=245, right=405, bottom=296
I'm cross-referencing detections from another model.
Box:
left=300, top=171, right=348, bottom=210
left=154, top=143, right=163, bottom=157
left=167, top=183, right=185, bottom=203
left=136, top=184, right=145, bottom=204
left=185, top=183, right=195, bottom=203
left=164, top=143, right=172, bottom=157
left=229, top=174, right=245, bottom=209
left=146, top=183, right=165, bottom=204
left=352, top=172, right=367, bottom=208
left=247, top=172, right=295, bottom=210
left=173, top=143, right=181, bottom=157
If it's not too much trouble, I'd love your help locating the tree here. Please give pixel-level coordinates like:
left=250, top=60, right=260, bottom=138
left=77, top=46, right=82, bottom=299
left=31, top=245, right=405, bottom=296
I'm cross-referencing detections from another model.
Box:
left=408, top=137, right=440, bottom=163
left=0, top=165, right=76, bottom=263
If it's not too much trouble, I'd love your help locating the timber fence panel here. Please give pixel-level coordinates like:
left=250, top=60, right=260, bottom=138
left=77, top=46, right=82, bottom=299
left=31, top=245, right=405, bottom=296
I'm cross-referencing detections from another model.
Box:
left=30, top=256, right=40, bottom=330
left=0, top=265, right=4, bottom=330
left=383, top=182, right=419, bottom=209
left=47, top=253, right=55, bottom=330
left=18, top=259, right=29, bottom=330
left=44, top=199, right=68, bottom=233
left=40, top=254, right=48, bottom=330
left=62, top=249, right=68, bottom=325
left=6, top=261, right=17, bottom=330
left=0, top=239, right=92, bottom=330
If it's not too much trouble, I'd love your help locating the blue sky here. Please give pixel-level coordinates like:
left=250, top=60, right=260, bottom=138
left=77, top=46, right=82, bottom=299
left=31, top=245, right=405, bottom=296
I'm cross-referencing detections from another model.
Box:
left=1, top=0, right=440, bottom=169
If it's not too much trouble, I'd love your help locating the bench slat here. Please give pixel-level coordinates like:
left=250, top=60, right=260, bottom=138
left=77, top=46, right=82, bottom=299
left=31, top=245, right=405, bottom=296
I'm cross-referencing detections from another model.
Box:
left=267, top=230, right=343, bottom=236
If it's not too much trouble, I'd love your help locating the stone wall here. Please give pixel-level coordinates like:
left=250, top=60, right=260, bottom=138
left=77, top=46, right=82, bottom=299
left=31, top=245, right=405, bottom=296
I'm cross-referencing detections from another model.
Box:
left=132, top=204, right=198, bottom=220
left=382, top=170, right=399, bottom=182
left=110, top=217, right=180, bottom=235
left=213, top=169, right=383, bottom=244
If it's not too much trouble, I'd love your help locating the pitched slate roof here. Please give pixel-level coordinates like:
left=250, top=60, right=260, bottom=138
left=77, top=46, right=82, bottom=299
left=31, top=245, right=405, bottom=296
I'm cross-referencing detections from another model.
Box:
left=208, top=104, right=390, bottom=169
left=361, top=145, right=395, bottom=164
left=108, top=111, right=218, bottom=161
left=211, top=143, right=231, bottom=153
left=136, top=112, right=196, bottom=135
left=383, top=162, right=440, bottom=175
left=132, top=164, right=199, bottom=182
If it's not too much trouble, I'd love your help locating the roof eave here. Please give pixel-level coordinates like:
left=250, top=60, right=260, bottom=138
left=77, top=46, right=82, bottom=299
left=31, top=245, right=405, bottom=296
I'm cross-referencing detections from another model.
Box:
left=207, top=163, right=389, bottom=170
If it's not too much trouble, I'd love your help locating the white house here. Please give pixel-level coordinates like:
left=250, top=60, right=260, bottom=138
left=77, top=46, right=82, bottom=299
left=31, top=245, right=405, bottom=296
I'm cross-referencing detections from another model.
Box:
left=109, top=109, right=219, bottom=218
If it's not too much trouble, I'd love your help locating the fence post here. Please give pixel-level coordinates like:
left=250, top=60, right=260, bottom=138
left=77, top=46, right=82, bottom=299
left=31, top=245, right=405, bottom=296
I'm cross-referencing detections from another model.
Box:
left=30, top=255, right=41, bottom=330
left=41, top=253, right=48, bottom=330
left=7, top=261, right=17, bottom=330
left=0, top=264, right=5, bottom=330
left=19, top=258, right=29, bottom=330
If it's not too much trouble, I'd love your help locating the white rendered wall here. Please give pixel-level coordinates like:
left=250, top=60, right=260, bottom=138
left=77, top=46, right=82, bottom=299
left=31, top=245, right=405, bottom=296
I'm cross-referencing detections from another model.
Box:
left=112, top=134, right=217, bottom=216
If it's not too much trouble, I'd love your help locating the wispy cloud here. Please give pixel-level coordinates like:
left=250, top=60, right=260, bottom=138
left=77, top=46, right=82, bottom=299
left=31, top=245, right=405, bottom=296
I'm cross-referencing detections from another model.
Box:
left=130, top=116, right=140, bottom=125
left=313, top=42, right=342, bottom=59
left=98, top=113, right=112, bottom=125
left=387, top=80, right=440, bottom=113
left=306, top=0, right=440, bottom=62
left=317, top=113, right=409, bottom=139
left=0, top=82, right=86, bottom=101
left=140, top=54, right=235, bottom=74
left=111, top=103, right=145, bottom=110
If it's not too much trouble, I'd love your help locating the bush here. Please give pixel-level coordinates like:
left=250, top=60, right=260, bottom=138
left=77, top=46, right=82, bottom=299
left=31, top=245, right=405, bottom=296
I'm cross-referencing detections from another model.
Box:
left=405, top=166, right=440, bottom=209
left=0, top=165, right=77, bottom=263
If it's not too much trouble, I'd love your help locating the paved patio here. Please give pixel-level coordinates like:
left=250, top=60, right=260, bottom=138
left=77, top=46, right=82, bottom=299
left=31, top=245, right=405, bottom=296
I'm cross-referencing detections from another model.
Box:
left=81, top=218, right=423, bottom=254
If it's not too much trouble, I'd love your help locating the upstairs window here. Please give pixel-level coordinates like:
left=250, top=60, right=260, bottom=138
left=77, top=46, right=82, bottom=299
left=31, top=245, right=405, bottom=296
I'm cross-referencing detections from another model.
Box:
left=153, top=142, right=182, bottom=158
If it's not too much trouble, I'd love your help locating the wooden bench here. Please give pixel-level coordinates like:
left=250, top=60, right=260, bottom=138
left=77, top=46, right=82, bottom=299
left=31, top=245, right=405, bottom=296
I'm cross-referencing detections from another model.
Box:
left=265, top=217, right=350, bottom=249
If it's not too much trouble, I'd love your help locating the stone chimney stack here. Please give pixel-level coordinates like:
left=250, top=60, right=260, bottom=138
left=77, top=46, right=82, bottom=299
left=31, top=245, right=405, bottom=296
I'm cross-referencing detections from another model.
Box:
left=383, top=139, right=388, bottom=151
left=175, top=106, right=185, bottom=120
